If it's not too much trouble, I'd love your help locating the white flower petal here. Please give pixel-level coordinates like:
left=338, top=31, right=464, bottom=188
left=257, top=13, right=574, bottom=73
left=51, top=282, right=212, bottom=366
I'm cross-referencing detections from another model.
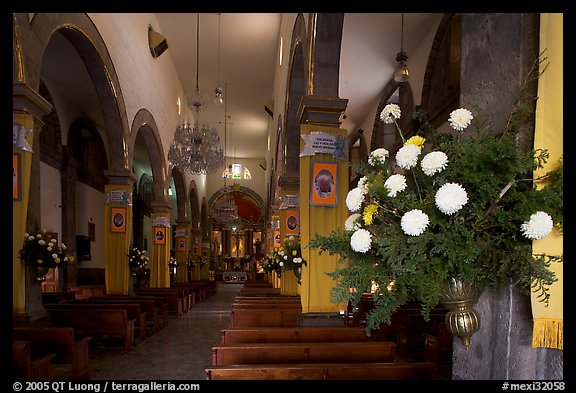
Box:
left=350, top=228, right=372, bottom=253
left=396, top=144, right=421, bottom=170
left=401, top=209, right=430, bottom=236
left=449, top=108, right=473, bottom=131
left=521, top=211, right=554, bottom=240
left=346, top=187, right=366, bottom=212
left=384, top=174, right=407, bottom=197
left=435, top=182, right=468, bottom=215
left=421, top=151, right=449, bottom=176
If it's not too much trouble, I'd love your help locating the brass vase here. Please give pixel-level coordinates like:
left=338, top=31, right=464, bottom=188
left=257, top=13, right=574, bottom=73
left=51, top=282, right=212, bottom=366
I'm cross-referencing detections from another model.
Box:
left=294, top=266, right=302, bottom=285
left=439, top=277, right=483, bottom=348
left=33, top=265, right=50, bottom=282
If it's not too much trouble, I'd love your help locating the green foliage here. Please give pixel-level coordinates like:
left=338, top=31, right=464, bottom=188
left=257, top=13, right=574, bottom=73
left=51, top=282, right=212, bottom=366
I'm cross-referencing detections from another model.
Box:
left=309, top=97, right=563, bottom=333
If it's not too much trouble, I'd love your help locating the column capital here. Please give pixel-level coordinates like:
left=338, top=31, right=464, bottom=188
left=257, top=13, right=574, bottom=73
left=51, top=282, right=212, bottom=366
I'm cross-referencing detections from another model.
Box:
left=13, top=82, right=52, bottom=123
left=104, top=169, right=137, bottom=186
left=298, top=96, right=348, bottom=127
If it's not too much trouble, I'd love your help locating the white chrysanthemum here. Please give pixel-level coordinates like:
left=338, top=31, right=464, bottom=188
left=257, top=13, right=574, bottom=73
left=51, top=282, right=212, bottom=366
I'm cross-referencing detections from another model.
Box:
left=368, top=148, right=389, bottom=166
left=421, top=151, right=449, bottom=176
left=346, top=187, right=366, bottom=212
left=350, top=228, right=372, bottom=253
left=384, top=174, right=407, bottom=197
left=380, top=103, right=401, bottom=124
left=448, top=108, right=473, bottom=131
left=435, top=182, right=468, bottom=215
left=357, top=176, right=370, bottom=192
left=400, top=209, right=430, bottom=236
left=395, top=144, right=421, bottom=170
left=279, top=261, right=284, bottom=267
left=345, top=213, right=362, bottom=231
left=520, top=211, right=554, bottom=240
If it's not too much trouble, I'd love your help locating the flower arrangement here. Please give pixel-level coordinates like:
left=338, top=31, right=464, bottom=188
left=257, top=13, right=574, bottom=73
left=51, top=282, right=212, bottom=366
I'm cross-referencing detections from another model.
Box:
left=19, top=229, right=74, bottom=269
left=276, top=236, right=307, bottom=272
left=261, top=252, right=282, bottom=274
left=309, top=95, right=563, bottom=332
left=168, top=256, right=178, bottom=271
left=127, top=247, right=149, bottom=271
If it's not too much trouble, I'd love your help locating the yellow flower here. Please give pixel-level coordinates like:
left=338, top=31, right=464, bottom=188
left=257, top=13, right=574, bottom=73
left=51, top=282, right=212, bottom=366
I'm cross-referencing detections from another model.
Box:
left=37, top=259, right=43, bottom=264
left=363, top=204, right=378, bottom=225
left=292, top=250, right=297, bottom=256
left=405, top=135, right=426, bottom=150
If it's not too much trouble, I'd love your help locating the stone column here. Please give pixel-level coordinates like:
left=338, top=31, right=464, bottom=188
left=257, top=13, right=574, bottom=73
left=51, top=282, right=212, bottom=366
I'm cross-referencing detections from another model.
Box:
left=453, top=13, right=561, bottom=380
left=13, top=82, right=52, bottom=322
left=149, top=201, right=171, bottom=288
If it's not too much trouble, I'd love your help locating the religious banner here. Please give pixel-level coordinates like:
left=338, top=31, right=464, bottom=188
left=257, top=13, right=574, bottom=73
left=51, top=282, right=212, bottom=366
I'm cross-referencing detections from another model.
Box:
left=285, top=210, right=299, bottom=236
left=110, top=207, right=127, bottom=233
left=154, top=226, right=166, bottom=245
left=310, top=161, right=338, bottom=207
left=177, top=236, right=186, bottom=251
left=299, top=132, right=348, bottom=159
left=274, top=230, right=281, bottom=248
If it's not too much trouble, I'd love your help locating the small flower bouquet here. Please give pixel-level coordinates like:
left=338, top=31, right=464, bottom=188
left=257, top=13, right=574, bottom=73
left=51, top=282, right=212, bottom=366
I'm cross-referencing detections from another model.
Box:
left=262, top=252, right=282, bottom=274
left=19, top=229, right=74, bottom=269
left=309, top=97, right=563, bottom=331
left=276, top=236, right=307, bottom=272
left=168, top=256, right=178, bottom=271
left=127, top=247, right=149, bottom=271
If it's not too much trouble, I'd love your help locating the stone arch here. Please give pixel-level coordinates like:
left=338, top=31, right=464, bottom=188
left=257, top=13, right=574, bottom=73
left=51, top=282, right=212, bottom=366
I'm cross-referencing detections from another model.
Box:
left=284, top=14, right=308, bottom=178
left=13, top=13, right=129, bottom=172
left=209, top=186, right=264, bottom=221
left=420, top=13, right=461, bottom=129
left=188, top=180, right=200, bottom=230
left=130, top=109, right=168, bottom=204
left=169, top=166, right=188, bottom=223
left=370, top=80, right=415, bottom=154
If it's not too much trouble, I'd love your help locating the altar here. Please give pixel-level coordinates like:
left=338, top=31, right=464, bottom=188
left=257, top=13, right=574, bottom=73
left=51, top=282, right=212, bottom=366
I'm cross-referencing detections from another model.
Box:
left=222, top=271, right=247, bottom=283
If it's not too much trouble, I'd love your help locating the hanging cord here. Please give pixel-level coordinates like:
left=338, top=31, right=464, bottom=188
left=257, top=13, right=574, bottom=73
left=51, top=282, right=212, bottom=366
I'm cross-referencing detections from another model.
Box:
left=196, top=13, right=200, bottom=92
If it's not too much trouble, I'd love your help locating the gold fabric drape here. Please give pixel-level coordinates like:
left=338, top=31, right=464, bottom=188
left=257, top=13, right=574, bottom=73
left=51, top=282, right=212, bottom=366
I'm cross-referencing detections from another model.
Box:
left=13, top=114, right=34, bottom=314
left=531, top=13, right=563, bottom=350
left=299, top=124, right=349, bottom=313
left=104, top=184, right=133, bottom=295
left=150, top=213, right=170, bottom=288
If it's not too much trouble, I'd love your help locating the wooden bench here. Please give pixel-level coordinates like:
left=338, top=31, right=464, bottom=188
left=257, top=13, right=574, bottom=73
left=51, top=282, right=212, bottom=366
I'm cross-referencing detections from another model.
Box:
left=135, top=289, right=185, bottom=317
left=44, top=302, right=147, bottom=343
left=13, top=327, right=91, bottom=379
left=205, top=361, right=437, bottom=380
left=211, top=341, right=397, bottom=365
left=221, top=326, right=368, bottom=344
left=232, top=303, right=302, bottom=310
left=42, top=291, right=76, bottom=304
left=47, top=308, right=135, bottom=353
left=231, top=307, right=301, bottom=327
left=13, top=340, right=55, bottom=380
left=234, top=295, right=300, bottom=302
left=90, top=296, right=163, bottom=334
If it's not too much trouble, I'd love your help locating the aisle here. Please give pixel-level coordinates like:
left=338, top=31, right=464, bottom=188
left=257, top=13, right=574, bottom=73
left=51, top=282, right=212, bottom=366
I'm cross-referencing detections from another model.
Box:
left=87, top=282, right=241, bottom=380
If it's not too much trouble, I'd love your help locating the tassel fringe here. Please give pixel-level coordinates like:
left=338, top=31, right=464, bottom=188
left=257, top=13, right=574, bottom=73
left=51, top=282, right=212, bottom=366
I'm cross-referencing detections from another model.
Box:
left=532, top=318, right=563, bottom=350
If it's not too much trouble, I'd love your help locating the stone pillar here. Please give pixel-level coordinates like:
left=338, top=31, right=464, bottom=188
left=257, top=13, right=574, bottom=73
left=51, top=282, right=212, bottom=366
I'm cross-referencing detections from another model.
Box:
left=149, top=201, right=171, bottom=288
left=13, top=82, right=52, bottom=322
left=453, top=13, right=561, bottom=380
left=103, top=169, right=136, bottom=295
left=174, top=220, right=190, bottom=284
left=278, top=176, right=300, bottom=296
left=298, top=96, right=349, bottom=326
left=190, top=228, right=202, bottom=280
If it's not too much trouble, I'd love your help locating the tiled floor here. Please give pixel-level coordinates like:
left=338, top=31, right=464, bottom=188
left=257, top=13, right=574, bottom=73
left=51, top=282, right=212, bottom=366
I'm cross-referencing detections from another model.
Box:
left=86, top=282, right=242, bottom=380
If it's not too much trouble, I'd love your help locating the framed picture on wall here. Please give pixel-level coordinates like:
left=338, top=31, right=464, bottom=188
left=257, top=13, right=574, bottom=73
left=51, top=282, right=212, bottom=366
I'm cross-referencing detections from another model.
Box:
left=13, top=153, right=21, bottom=201
left=285, top=210, right=299, bottom=236
left=310, top=161, right=338, bottom=207
left=154, top=227, right=166, bottom=245
left=88, top=222, right=96, bottom=242
left=274, top=230, right=281, bottom=248
left=192, top=244, right=199, bottom=256
left=177, top=236, right=186, bottom=251
left=110, top=207, right=127, bottom=233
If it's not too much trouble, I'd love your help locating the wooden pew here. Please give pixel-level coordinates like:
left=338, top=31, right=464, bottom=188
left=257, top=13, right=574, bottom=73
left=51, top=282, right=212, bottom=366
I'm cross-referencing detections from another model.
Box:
left=232, top=303, right=302, bottom=310
left=47, top=308, right=135, bottom=353
left=135, top=288, right=185, bottom=317
left=211, top=341, right=397, bottom=365
left=234, top=295, right=300, bottom=302
left=424, top=322, right=453, bottom=379
left=231, top=307, right=301, bottom=327
left=221, top=326, right=367, bottom=344
left=13, top=340, right=55, bottom=380
left=90, top=296, right=163, bottom=334
left=44, top=302, right=147, bottom=343
left=205, top=361, right=437, bottom=380
left=42, top=291, right=76, bottom=304
left=13, top=327, right=91, bottom=379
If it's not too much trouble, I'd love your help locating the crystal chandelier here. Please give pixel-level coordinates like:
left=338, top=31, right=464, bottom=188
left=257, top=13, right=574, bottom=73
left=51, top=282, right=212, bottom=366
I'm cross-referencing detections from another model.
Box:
left=169, top=13, right=224, bottom=174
